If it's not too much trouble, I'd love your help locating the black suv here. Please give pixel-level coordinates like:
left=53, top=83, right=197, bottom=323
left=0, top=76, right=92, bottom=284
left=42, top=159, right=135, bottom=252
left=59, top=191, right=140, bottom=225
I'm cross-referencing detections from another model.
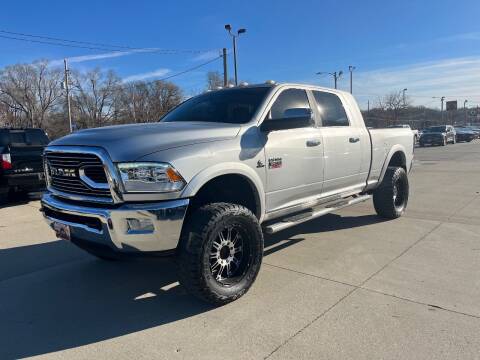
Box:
left=0, top=128, right=50, bottom=203
left=419, top=125, right=456, bottom=146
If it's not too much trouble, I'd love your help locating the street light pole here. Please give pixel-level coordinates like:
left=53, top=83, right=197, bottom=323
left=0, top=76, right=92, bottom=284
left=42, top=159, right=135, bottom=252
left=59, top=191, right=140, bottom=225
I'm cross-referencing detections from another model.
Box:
left=348, top=66, right=355, bottom=94
left=441, top=96, right=445, bottom=122
left=225, top=24, right=246, bottom=86
left=402, top=88, right=408, bottom=107
left=464, top=99, right=468, bottom=125
left=316, top=70, right=343, bottom=89
left=222, top=48, right=228, bottom=87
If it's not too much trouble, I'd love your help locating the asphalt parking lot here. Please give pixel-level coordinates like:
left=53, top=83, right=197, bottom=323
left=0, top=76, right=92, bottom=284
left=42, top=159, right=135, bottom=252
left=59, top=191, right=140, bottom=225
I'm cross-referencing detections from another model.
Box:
left=1, top=141, right=479, bottom=359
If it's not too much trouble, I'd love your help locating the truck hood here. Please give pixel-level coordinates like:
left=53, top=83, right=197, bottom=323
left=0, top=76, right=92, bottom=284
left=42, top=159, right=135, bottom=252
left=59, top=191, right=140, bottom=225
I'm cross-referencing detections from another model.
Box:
left=50, top=122, right=240, bottom=161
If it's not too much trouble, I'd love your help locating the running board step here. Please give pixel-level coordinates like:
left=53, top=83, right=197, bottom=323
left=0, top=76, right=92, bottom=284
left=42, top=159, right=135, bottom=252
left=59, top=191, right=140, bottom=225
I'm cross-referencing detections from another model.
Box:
left=263, top=194, right=372, bottom=234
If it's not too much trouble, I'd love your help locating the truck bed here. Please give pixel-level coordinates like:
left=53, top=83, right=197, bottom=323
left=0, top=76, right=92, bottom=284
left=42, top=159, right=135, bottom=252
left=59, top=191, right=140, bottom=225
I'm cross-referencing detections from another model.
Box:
left=367, top=128, right=415, bottom=186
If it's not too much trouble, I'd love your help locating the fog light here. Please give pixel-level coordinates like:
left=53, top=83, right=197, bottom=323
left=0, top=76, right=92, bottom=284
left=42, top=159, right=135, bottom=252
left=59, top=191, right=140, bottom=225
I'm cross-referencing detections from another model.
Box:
left=126, top=218, right=154, bottom=233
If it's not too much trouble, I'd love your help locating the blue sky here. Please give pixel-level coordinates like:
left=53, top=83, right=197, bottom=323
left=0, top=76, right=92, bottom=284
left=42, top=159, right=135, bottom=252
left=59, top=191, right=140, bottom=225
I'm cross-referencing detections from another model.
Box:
left=1, top=0, right=480, bottom=109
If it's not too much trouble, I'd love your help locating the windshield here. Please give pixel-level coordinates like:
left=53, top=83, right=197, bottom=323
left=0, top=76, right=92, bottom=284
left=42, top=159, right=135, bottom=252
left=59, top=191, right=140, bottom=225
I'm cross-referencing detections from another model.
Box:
left=425, top=126, right=446, bottom=133
left=161, top=87, right=271, bottom=124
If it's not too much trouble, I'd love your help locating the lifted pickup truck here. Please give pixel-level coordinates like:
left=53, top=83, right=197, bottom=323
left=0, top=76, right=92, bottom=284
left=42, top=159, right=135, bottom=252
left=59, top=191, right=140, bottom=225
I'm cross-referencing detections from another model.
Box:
left=41, top=83, right=413, bottom=305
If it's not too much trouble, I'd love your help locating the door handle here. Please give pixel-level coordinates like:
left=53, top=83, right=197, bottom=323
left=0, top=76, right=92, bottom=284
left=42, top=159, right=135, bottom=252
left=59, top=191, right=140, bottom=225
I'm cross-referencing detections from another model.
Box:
left=349, top=137, right=360, bottom=143
left=306, top=139, right=321, bottom=147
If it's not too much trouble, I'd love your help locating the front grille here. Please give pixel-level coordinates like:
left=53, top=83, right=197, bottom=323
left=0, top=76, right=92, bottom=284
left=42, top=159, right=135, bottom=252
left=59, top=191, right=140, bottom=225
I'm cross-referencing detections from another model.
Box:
left=45, top=152, right=111, bottom=199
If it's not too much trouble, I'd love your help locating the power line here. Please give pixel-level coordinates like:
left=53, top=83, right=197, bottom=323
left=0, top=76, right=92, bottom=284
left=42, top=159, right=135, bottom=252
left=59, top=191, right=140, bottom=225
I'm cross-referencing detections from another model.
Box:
left=0, top=31, right=215, bottom=55
left=0, top=29, right=137, bottom=50
left=67, top=54, right=223, bottom=90
left=0, top=34, right=122, bottom=52
left=156, top=55, right=223, bottom=82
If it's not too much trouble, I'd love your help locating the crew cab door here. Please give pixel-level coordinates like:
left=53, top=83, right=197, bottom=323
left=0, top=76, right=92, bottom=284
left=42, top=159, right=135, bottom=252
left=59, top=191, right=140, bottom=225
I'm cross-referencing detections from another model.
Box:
left=262, top=88, right=324, bottom=213
left=311, top=90, right=367, bottom=195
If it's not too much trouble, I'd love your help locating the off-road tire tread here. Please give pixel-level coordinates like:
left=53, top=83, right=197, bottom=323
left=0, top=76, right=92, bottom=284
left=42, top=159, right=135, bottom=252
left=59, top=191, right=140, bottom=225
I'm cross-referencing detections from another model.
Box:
left=373, top=166, right=409, bottom=219
left=178, top=202, right=263, bottom=305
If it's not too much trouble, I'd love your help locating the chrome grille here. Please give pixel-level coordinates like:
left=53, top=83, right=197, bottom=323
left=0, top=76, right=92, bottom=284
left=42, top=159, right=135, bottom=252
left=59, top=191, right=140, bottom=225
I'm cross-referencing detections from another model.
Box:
left=45, top=152, right=111, bottom=199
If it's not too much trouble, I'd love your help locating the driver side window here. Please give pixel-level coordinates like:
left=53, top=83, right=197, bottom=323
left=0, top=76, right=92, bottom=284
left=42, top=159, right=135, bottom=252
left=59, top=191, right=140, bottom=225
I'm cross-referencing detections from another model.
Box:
left=270, top=89, right=312, bottom=122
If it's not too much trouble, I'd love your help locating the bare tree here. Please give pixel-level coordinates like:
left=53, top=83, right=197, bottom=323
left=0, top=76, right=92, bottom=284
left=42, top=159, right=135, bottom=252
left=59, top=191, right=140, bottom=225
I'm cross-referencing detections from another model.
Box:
left=0, top=60, right=63, bottom=128
left=376, top=91, right=412, bottom=122
left=0, top=59, right=183, bottom=137
left=206, top=71, right=225, bottom=90
left=116, top=80, right=183, bottom=123
left=70, top=68, right=122, bottom=129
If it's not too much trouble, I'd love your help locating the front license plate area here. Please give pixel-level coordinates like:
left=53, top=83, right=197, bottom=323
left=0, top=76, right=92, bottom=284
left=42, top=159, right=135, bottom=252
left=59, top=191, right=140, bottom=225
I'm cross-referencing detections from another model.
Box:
left=52, top=222, right=71, bottom=241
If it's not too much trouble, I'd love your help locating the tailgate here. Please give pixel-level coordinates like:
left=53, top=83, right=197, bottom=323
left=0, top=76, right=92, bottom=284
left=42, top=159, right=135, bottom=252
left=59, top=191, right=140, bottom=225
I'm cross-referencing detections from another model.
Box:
left=8, top=145, right=45, bottom=173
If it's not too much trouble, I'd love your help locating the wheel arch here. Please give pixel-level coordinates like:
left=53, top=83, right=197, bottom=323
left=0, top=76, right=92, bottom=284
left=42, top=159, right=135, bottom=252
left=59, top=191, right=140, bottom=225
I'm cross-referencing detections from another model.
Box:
left=180, top=163, right=265, bottom=221
left=378, top=146, right=408, bottom=184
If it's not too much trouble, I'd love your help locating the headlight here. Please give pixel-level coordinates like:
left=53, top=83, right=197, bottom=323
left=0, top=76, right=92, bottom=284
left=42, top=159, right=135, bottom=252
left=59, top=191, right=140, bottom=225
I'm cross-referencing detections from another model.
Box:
left=117, top=162, right=186, bottom=193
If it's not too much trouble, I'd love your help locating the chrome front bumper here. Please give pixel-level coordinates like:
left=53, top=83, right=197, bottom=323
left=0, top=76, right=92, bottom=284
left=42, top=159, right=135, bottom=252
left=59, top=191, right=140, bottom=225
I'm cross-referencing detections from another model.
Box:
left=41, top=193, right=189, bottom=253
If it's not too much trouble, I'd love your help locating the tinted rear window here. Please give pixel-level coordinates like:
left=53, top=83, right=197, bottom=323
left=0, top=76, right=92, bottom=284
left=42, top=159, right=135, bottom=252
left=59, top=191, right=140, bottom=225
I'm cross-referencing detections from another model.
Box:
left=26, top=129, right=50, bottom=145
left=9, top=132, right=27, bottom=144
left=425, top=126, right=446, bottom=132
left=0, top=130, right=10, bottom=146
left=161, top=87, right=271, bottom=124
left=0, top=129, right=49, bottom=146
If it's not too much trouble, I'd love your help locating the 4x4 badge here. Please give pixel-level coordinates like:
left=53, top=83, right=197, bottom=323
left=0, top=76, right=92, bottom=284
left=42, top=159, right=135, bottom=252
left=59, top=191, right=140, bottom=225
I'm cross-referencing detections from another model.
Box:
left=268, top=157, right=282, bottom=169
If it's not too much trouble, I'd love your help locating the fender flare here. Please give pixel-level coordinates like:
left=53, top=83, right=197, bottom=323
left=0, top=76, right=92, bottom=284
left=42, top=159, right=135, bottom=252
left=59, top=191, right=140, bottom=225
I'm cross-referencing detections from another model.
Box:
left=180, top=162, right=266, bottom=221
left=378, top=145, right=407, bottom=184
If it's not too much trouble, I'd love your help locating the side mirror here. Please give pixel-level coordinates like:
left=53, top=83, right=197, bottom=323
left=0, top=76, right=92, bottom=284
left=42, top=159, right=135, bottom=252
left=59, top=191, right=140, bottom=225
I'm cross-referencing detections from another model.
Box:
left=260, top=108, right=313, bottom=132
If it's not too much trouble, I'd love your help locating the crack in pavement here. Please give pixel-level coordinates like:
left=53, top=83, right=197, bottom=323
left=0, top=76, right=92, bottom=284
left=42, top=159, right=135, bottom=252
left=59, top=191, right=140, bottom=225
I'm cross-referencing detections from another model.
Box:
left=264, top=193, right=480, bottom=359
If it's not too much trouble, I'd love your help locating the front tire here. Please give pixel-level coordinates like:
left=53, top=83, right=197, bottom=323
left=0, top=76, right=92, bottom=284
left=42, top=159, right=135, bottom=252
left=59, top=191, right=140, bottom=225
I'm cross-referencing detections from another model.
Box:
left=178, top=203, right=263, bottom=305
left=373, top=167, right=409, bottom=219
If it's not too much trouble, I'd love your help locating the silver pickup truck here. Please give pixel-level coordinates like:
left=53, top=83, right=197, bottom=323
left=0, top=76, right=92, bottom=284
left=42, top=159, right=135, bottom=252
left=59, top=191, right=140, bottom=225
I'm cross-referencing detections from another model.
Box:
left=41, top=82, right=413, bottom=305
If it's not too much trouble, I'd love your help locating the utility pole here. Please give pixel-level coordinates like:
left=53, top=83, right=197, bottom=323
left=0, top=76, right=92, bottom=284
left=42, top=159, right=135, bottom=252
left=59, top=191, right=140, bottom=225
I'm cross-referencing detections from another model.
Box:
left=348, top=66, right=355, bottom=94
left=63, top=59, right=73, bottom=133
left=333, top=71, right=340, bottom=89
left=225, top=24, right=246, bottom=85
left=316, top=70, right=343, bottom=89
left=132, top=91, right=137, bottom=122
left=464, top=99, right=468, bottom=125
left=402, top=88, right=408, bottom=107
left=367, top=100, right=370, bottom=113
left=222, top=48, right=228, bottom=87
left=441, top=96, right=445, bottom=122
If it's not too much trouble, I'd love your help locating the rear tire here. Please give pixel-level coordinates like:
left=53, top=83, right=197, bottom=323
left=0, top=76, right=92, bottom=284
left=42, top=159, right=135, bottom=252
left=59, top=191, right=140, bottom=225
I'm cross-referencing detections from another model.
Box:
left=373, top=167, right=409, bottom=219
left=178, top=202, right=263, bottom=305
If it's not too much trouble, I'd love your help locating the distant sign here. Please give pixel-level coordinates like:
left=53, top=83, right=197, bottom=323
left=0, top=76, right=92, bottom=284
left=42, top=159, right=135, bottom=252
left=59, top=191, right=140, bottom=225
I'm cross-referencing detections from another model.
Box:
left=446, top=100, right=457, bottom=111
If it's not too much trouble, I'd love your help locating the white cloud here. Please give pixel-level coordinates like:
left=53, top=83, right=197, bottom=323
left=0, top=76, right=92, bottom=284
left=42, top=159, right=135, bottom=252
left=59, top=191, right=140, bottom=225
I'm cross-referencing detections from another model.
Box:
left=122, top=68, right=171, bottom=83
left=435, top=32, right=480, bottom=43
left=192, top=49, right=221, bottom=62
left=49, top=48, right=159, bottom=67
left=350, top=56, right=480, bottom=108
